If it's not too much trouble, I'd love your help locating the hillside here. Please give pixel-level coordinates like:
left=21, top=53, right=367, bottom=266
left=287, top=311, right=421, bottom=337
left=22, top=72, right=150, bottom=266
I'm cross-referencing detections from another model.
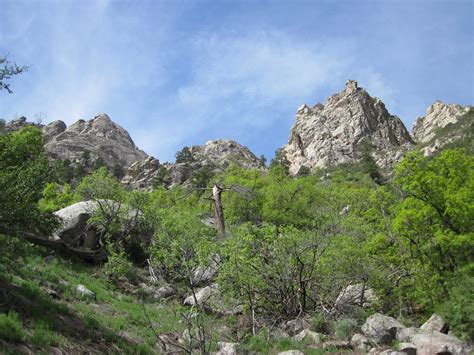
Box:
left=0, top=81, right=473, bottom=354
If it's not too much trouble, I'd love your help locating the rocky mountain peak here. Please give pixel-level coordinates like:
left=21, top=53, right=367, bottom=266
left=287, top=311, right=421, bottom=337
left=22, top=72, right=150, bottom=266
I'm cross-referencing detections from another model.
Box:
left=412, top=101, right=470, bottom=143
left=43, top=113, right=148, bottom=173
left=283, top=80, right=414, bottom=174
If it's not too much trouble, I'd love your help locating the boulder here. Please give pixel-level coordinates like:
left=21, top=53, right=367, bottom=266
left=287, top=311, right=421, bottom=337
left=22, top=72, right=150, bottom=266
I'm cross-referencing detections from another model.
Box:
left=183, top=284, right=242, bottom=316
left=215, top=342, right=239, bottom=355
left=153, top=285, right=175, bottom=301
left=284, top=318, right=311, bottom=336
left=184, top=285, right=213, bottom=307
left=396, top=327, right=422, bottom=342
left=76, top=284, right=96, bottom=300
left=293, top=329, right=322, bottom=343
left=351, top=333, right=372, bottom=351
left=362, top=313, right=404, bottom=344
left=411, top=331, right=471, bottom=355
left=334, top=283, right=378, bottom=312
left=398, top=342, right=416, bottom=355
left=191, top=255, right=221, bottom=285
left=278, top=351, right=304, bottom=355
left=420, top=313, right=448, bottom=333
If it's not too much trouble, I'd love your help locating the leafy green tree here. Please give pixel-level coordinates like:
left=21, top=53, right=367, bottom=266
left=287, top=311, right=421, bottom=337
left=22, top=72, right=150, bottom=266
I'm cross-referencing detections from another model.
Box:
left=392, top=149, right=474, bottom=309
left=269, top=148, right=290, bottom=175
left=0, top=56, right=28, bottom=94
left=0, top=126, right=56, bottom=236
left=175, top=146, right=195, bottom=164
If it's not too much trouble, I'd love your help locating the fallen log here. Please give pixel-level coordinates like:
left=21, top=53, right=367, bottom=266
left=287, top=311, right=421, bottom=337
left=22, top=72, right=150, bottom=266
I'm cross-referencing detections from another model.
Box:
left=22, top=231, right=108, bottom=262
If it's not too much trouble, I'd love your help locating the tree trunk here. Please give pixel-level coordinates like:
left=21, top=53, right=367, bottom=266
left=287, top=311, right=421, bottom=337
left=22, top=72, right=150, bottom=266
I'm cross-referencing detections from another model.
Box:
left=212, top=184, right=225, bottom=236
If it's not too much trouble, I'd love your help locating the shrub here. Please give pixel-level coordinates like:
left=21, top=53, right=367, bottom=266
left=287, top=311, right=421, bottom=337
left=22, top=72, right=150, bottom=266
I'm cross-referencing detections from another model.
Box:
left=0, top=312, right=27, bottom=343
left=333, top=318, right=357, bottom=340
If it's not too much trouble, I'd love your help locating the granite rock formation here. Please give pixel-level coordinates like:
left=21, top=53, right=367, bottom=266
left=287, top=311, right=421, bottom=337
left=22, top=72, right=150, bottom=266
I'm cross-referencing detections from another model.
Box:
left=282, top=80, right=414, bottom=174
left=43, top=113, right=148, bottom=174
left=412, top=101, right=471, bottom=143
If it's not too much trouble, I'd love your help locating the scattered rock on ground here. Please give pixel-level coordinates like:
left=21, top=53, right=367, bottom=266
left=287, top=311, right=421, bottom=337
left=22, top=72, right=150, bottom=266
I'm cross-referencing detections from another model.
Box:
left=215, top=341, right=239, bottom=355
left=75, top=284, right=96, bottom=300
left=278, top=351, right=304, bottom=355
left=351, top=333, right=372, bottom=351
left=284, top=318, right=311, bottom=336
left=153, top=284, right=175, bottom=301
left=362, top=313, right=404, bottom=344
left=322, top=340, right=352, bottom=350
left=293, top=329, right=322, bottom=343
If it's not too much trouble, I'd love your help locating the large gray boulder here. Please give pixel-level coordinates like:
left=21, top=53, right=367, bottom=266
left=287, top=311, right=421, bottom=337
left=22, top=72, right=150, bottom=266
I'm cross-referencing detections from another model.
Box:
left=282, top=80, right=414, bottom=174
left=420, top=313, right=448, bottom=333
left=361, top=313, right=404, bottom=345
left=53, top=201, right=100, bottom=248
left=411, top=331, right=471, bottom=355
left=53, top=200, right=148, bottom=253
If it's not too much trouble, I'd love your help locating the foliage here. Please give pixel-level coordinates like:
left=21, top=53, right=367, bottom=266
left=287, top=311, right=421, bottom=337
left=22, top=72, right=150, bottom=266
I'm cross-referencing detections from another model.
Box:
left=0, top=56, right=28, bottom=94
left=39, top=182, right=79, bottom=212
left=175, top=146, right=195, bottom=164
left=0, top=312, right=27, bottom=343
left=393, top=148, right=474, bottom=308
left=0, top=126, right=57, bottom=236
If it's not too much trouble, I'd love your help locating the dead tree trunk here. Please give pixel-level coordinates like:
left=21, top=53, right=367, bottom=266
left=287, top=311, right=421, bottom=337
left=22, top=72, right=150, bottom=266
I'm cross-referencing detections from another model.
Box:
left=212, top=184, right=225, bottom=236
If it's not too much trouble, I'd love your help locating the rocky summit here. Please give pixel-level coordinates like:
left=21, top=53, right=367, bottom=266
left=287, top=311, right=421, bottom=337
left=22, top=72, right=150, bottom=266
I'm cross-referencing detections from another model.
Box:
left=412, top=100, right=471, bottom=143
left=282, top=80, right=414, bottom=175
left=43, top=113, right=148, bottom=173
left=122, top=139, right=261, bottom=189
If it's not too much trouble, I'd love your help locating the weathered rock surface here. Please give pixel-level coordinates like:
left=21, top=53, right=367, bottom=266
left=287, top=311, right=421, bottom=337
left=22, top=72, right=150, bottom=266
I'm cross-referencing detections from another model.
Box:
left=282, top=80, right=414, bottom=174
left=420, top=313, right=448, bottom=333
left=411, top=331, right=471, bottom=355
left=75, top=284, right=96, bottom=300
left=361, top=313, right=404, bottom=344
left=123, top=139, right=261, bottom=189
left=412, top=100, right=471, bottom=143
left=183, top=284, right=243, bottom=316
left=334, top=283, right=378, bottom=314
left=53, top=200, right=149, bottom=256
left=351, top=333, right=372, bottom=351
left=215, top=341, right=239, bottom=355
left=53, top=201, right=101, bottom=248
left=44, top=113, right=148, bottom=174
left=293, top=329, right=322, bottom=343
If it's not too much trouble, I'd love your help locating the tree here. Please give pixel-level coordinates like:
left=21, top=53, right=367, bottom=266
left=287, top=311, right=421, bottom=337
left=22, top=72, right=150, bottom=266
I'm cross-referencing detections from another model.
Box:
left=175, top=146, right=195, bottom=164
left=0, top=126, right=56, bottom=236
left=392, top=148, right=474, bottom=309
left=0, top=56, right=28, bottom=94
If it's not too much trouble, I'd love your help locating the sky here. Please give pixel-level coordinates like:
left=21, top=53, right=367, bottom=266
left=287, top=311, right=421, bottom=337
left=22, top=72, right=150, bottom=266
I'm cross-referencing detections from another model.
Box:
left=1, top=0, right=473, bottom=162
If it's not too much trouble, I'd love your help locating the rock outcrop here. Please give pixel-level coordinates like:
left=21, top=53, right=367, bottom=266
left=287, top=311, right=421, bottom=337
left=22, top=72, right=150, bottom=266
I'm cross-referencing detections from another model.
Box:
left=122, top=139, right=261, bottom=189
left=43, top=113, right=148, bottom=174
left=412, top=100, right=471, bottom=143
left=282, top=80, right=414, bottom=174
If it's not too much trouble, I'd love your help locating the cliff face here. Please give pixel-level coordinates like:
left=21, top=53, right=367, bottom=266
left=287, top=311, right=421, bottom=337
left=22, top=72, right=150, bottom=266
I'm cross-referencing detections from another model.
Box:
left=412, top=101, right=471, bottom=143
left=43, top=114, right=148, bottom=173
left=282, top=80, right=414, bottom=174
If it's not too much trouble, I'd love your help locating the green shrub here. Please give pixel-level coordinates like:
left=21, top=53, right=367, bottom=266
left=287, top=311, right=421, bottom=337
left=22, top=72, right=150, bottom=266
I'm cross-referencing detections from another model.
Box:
left=0, top=312, right=27, bottom=343
left=310, top=314, right=332, bottom=334
left=333, top=318, right=357, bottom=340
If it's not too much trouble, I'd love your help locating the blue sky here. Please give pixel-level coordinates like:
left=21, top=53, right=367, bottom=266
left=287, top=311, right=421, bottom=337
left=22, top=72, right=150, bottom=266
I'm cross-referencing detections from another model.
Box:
left=1, top=0, right=473, bottom=162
